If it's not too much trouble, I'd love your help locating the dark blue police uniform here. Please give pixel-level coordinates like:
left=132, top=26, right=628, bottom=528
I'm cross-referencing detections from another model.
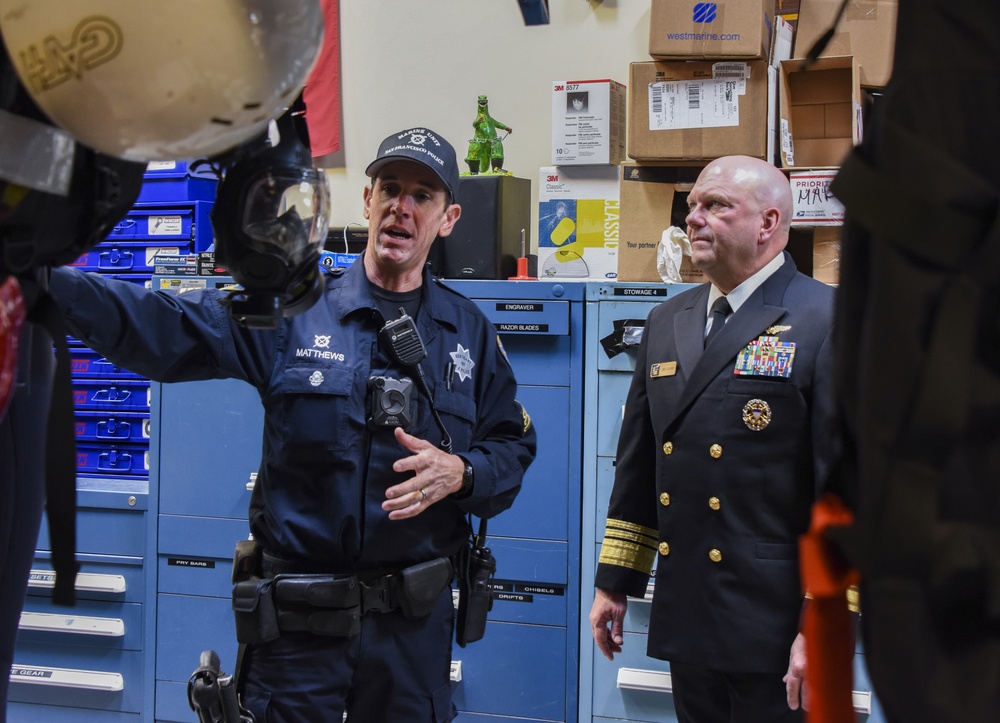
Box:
left=51, top=258, right=536, bottom=722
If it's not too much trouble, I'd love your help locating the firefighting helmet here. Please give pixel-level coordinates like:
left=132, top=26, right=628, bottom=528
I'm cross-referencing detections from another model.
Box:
left=0, top=0, right=324, bottom=161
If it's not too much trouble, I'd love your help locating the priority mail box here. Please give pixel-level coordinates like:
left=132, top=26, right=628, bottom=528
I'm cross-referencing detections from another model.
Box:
left=789, top=169, right=844, bottom=225
left=537, top=166, right=620, bottom=280
left=628, top=60, right=770, bottom=161
left=617, top=163, right=706, bottom=283
left=649, top=0, right=776, bottom=60
left=552, top=79, right=627, bottom=165
left=795, top=0, right=897, bottom=88
left=779, top=56, right=862, bottom=170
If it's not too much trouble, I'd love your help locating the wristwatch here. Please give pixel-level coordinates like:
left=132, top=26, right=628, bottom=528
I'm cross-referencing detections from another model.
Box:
left=453, top=456, right=474, bottom=499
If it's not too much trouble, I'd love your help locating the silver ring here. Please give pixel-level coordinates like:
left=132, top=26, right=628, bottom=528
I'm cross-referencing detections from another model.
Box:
left=420, top=488, right=428, bottom=501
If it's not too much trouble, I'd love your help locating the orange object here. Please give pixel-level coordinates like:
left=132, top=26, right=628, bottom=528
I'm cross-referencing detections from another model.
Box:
left=799, top=493, right=860, bottom=723
left=508, top=256, right=536, bottom=281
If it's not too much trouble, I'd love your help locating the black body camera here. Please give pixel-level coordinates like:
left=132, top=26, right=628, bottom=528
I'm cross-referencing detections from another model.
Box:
left=367, top=375, right=414, bottom=429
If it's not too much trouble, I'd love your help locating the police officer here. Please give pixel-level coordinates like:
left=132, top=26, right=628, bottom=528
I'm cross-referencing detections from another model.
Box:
left=589, top=156, right=838, bottom=722
left=49, top=127, right=536, bottom=722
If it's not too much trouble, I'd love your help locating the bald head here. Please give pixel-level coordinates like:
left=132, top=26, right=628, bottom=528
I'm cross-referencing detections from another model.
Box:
left=685, top=156, right=793, bottom=292
left=699, top=155, right=793, bottom=236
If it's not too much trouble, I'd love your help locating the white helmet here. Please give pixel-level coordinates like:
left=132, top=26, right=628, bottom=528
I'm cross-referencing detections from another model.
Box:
left=0, top=0, right=324, bottom=161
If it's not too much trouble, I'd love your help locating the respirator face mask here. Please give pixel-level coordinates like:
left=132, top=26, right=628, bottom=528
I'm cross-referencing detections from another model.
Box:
left=210, top=107, right=331, bottom=329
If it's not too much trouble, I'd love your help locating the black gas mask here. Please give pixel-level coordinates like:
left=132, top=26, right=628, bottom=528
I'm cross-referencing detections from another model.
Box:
left=210, top=101, right=331, bottom=329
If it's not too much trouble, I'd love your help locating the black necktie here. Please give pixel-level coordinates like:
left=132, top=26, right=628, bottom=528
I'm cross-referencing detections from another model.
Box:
left=704, top=296, right=732, bottom=348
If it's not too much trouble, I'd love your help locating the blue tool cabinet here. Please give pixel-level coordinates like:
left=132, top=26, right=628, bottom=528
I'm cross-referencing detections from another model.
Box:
left=576, top=281, right=886, bottom=723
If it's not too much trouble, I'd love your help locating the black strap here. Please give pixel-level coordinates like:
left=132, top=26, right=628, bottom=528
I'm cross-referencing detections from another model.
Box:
left=24, top=290, right=79, bottom=605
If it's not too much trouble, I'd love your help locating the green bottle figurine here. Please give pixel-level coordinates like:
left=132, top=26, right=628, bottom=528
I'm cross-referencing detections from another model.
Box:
left=465, top=95, right=513, bottom=175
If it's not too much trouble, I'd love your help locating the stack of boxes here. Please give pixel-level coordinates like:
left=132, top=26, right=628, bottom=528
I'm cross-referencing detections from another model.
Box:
left=543, top=0, right=897, bottom=287
left=67, top=161, right=218, bottom=481
left=617, top=0, right=792, bottom=284
left=538, top=79, right=627, bottom=280
left=782, top=0, right=897, bottom=284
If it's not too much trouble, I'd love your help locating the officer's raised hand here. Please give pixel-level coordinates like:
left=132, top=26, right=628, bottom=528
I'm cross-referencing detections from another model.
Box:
left=383, top=427, right=465, bottom=520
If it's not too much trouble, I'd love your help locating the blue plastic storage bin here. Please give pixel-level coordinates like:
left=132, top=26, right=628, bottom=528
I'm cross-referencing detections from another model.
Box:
left=76, top=442, right=149, bottom=478
left=74, top=411, right=150, bottom=444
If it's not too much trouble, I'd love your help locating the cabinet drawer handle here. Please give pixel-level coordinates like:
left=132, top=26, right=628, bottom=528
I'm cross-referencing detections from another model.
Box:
left=28, top=569, right=127, bottom=594
left=9, top=664, right=124, bottom=691
left=19, top=612, right=125, bottom=637
left=617, top=667, right=672, bottom=693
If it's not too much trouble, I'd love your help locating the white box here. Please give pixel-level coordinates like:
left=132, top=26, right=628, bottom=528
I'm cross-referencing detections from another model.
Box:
left=790, top=170, right=845, bottom=226
left=551, top=79, right=626, bottom=166
left=537, top=166, right=620, bottom=280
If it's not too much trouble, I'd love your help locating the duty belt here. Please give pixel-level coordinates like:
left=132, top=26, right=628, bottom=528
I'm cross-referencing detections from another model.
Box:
left=232, top=553, right=455, bottom=642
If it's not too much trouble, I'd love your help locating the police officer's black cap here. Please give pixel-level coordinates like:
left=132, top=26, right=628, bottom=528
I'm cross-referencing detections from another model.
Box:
left=365, top=127, right=460, bottom=202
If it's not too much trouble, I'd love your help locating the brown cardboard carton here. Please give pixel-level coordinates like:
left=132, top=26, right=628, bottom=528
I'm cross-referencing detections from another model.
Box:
left=628, top=60, right=770, bottom=161
left=794, top=0, right=897, bottom=88
left=778, top=55, right=861, bottom=170
left=551, top=79, right=627, bottom=165
left=617, top=163, right=707, bottom=283
left=649, top=0, right=776, bottom=60
left=812, top=225, right=841, bottom=284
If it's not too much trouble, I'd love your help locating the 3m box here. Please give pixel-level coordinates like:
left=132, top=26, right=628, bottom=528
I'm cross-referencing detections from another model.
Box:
left=552, top=79, right=627, bottom=165
left=795, top=0, right=897, bottom=88
left=537, top=166, right=620, bottom=280
left=779, top=55, right=862, bottom=170
left=627, top=60, right=769, bottom=161
left=617, top=163, right=706, bottom=283
left=789, top=170, right=844, bottom=225
left=649, top=0, right=776, bottom=60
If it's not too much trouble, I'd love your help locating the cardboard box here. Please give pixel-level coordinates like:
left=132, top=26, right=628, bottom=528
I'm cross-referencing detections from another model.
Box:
left=789, top=169, right=844, bottom=225
left=794, top=0, right=897, bottom=88
left=778, top=55, right=862, bottom=170
left=812, top=225, right=841, bottom=284
left=649, top=0, right=776, bottom=60
left=617, top=163, right=707, bottom=283
left=551, top=79, right=627, bottom=165
left=537, top=166, right=620, bottom=280
left=628, top=60, right=770, bottom=161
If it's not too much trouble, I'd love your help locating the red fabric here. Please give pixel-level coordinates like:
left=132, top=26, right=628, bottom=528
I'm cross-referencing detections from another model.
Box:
left=800, top=493, right=860, bottom=723
left=302, top=0, right=341, bottom=158
left=0, top=276, right=25, bottom=420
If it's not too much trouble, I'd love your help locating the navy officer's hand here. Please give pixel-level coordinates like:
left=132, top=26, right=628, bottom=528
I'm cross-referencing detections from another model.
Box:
left=382, top=427, right=465, bottom=520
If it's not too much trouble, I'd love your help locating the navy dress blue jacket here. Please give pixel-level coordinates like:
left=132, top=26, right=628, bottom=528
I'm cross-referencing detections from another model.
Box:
left=595, top=253, right=837, bottom=673
left=51, top=259, right=536, bottom=571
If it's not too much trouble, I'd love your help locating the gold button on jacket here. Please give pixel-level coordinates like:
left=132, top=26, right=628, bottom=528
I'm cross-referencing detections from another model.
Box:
left=709, top=443, right=722, bottom=458
left=659, top=492, right=671, bottom=506
left=709, top=497, right=721, bottom=510
left=659, top=542, right=671, bottom=556
left=663, top=441, right=673, bottom=455
left=709, top=549, right=722, bottom=563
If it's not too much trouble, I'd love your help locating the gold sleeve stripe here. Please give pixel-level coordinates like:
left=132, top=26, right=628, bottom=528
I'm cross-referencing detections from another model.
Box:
left=599, top=537, right=657, bottom=574
left=604, top=518, right=658, bottom=539
left=599, top=518, right=659, bottom=574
